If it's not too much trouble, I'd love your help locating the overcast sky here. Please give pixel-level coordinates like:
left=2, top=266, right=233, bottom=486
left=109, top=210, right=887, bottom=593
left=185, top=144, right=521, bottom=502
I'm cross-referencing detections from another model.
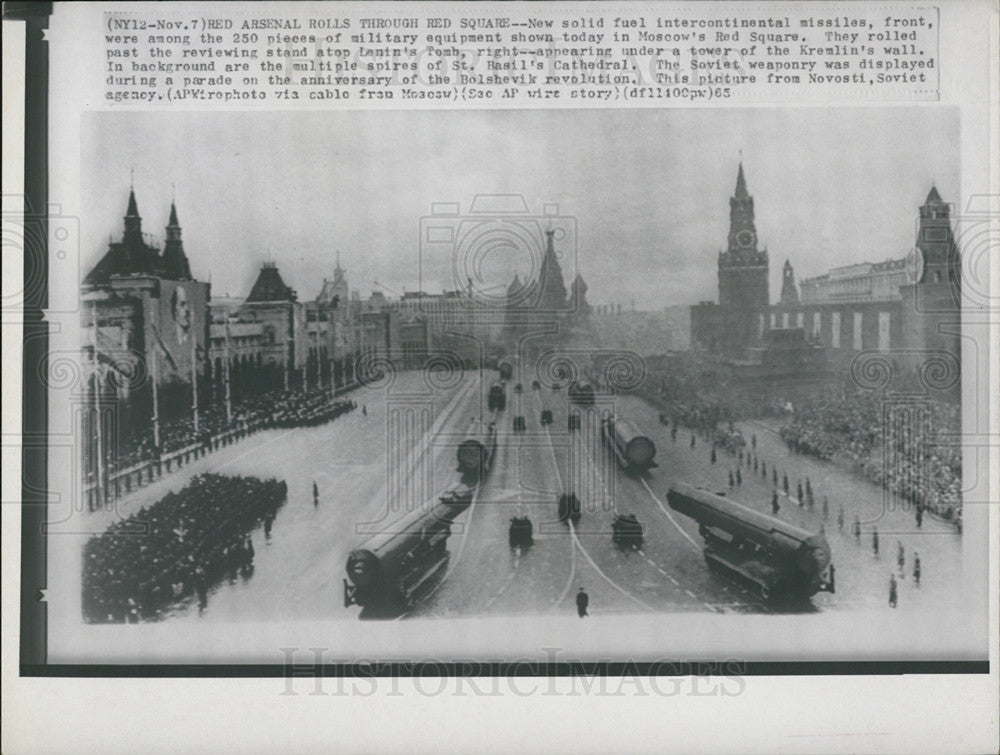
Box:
left=82, top=107, right=958, bottom=309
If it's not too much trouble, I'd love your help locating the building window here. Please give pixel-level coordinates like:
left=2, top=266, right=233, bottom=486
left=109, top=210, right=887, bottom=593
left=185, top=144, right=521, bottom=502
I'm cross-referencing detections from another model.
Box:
left=796, top=312, right=804, bottom=329
left=813, top=311, right=821, bottom=338
left=770, top=312, right=777, bottom=328
left=781, top=312, right=789, bottom=328
left=878, top=311, right=891, bottom=351
left=758, top=313, right=765, bottom=337
left=853, top=311, right=863, bottom=350
left=831, top=311, right=841, bottom=348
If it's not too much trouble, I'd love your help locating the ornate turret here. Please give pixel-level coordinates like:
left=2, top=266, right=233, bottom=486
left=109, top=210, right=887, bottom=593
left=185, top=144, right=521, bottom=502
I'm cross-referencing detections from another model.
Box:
left=123, top=188, right=142, bottom=247
left=161, top=201, right=193, bottom=280
left=916, top=185, right=960, bottom=287
left=569, top=274, right=592, bottom=315
left=84, top=188, right=163, bottom=285
left=779, top=259, right=799, bottom=307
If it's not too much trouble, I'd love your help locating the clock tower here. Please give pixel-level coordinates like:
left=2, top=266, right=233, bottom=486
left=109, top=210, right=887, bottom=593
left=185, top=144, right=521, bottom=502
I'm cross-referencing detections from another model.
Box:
left=717, top=163, right=770, bottom=354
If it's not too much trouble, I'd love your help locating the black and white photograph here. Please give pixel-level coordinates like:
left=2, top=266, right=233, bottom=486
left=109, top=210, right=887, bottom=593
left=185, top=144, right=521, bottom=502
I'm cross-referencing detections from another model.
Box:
left=3, top=2, right=998, bottom=753
left=42, top=105, right=983, bottom=662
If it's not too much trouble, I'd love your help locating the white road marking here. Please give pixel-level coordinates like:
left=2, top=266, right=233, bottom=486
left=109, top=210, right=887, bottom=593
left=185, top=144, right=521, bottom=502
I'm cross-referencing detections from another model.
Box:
left=640, top=478, right=703, bottom=552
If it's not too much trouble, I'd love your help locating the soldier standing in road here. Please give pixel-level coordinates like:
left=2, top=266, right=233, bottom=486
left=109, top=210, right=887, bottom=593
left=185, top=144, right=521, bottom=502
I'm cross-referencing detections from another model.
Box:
left=753, top=455, right=758, bottom=473
left=752, top=433, right=757, bottom=450
left=822, top=496, right=829, bottom=521
left=837, top=505, right=845, bottom=532
left=853, top=515, right=861, bottom=541
left=690, top=434, right=696, bottom=449
left=728, top=470, right=735, bottom=487
left=576, top=587, right=589, bottom=618
left=797, top=479, right=804, bottom=504
left=736, top=468, right=742, bottom=486
left=711, top=446, right=717, bottom=464
left=671, top=425, right=678, bottom=442
left=873, top=528, right=880, bottom=558
left=362, top=405, right=367, bottom=416
left=782, top=472, right=788, bottom=494
left=762, top=461, right=767, bottom=479
left=313, top=480, right=319, bottom=508
left=897, top=541, right=905, bottom=577
left=915, top=504, right=924, bottom=528
left=913, top=552, right=921, bottom=586
left=771, top=490, right=780, bottom=515
left=889, top=574, right=898, bottom=608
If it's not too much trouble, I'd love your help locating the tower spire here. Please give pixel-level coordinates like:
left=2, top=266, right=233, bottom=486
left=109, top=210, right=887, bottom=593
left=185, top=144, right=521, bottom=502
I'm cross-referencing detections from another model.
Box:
left=734, top=161, right=749, bottom=199
left=123, top=185, right=142, bottom=245
left=162, top=196, right=192, bottom=280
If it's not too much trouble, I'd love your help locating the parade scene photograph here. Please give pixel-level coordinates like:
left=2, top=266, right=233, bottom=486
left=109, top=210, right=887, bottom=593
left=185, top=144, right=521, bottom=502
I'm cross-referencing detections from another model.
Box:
left=46, top=105, right=983, bottom=662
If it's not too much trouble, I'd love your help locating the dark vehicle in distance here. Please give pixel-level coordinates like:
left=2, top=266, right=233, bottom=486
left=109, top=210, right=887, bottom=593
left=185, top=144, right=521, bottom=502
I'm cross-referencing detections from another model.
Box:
left=611, top=513, right=644, bottom=549
left=508, top=516, right=533, bottom=549
left=558, top=493, right=582, bottom=524
left=667, top=482, right=835, bottom=601
left=487, top=381, right=506, bottom=413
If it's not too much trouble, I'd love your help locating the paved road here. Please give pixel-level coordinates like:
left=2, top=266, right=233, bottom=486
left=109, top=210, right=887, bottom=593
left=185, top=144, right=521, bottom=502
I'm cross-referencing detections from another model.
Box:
left=58, top=370, right=964, bottom=627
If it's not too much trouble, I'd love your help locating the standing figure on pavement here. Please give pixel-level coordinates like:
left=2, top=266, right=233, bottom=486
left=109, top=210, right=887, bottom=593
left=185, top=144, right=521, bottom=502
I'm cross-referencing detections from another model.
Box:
left=771, top=490, right=780, bottom=515
left=822, top=496, right=829, bottom=521
left=889, top=574, right=898, bottom=608
left=576, top=587, right=589, bottom=618
left=313, top=480, right=319, bottom=508
left=913, top=552, right=921, bottom=586
left=837, top=505, right=845, bottom=532
left=897, top=541, right=905, bottom=576
left=853, top=516, right=861, bottom=541
left=872, top=528, right=880, bottom=558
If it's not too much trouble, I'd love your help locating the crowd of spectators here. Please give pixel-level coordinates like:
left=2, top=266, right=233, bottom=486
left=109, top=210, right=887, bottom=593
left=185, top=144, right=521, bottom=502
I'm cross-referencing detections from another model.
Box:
left=779, top=393, right=962, bottom=522
left=82, top=473, right=287, bottom=622
left=106, top=389, right=357, bottom=472
left=633, top=353, right=963, bottom=525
